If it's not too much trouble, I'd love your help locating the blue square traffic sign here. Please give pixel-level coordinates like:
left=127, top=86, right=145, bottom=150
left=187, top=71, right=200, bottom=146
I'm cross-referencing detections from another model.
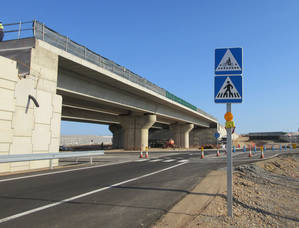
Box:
left=215, top=48, right=243, bottom=75
left=214, top=75, right=242, bottom=103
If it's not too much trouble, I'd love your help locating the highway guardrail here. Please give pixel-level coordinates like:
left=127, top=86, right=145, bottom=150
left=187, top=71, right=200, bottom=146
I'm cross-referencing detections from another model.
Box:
left=0, top=151, right=105, bottom=169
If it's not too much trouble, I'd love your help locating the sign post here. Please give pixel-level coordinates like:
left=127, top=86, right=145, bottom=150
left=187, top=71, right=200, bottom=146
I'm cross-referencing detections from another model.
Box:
left=226, top=103, right=233, bottom=217
left=214, top=47, right=243, bottom=217
left=214, top=132, right=220, bottom=151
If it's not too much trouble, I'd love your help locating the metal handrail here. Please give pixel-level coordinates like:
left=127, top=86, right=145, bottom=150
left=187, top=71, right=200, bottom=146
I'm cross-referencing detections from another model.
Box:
left=0, top=151, right=105, bottom=169
left=3, top=21, right=34, bottom=39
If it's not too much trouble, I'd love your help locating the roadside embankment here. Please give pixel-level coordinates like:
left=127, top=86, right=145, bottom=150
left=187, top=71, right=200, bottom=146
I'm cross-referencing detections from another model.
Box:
left=153, top=153, right=299, bottom=227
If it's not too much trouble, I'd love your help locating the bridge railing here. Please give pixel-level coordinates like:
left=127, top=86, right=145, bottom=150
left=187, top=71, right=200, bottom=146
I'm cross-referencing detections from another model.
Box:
left=2, top=21, right=34, bottom=40
left=2, top=20, right=217, bottom=121
left=0, top=151, right=105, bottom=169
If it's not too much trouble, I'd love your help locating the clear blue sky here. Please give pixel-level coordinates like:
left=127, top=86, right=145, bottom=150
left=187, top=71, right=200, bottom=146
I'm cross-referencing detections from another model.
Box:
left=3, top=0, right=299, bottom=135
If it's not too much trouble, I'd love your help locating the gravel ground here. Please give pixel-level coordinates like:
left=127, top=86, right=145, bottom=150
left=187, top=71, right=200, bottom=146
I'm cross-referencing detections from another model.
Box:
left=154, top=153, right=299, bottom=228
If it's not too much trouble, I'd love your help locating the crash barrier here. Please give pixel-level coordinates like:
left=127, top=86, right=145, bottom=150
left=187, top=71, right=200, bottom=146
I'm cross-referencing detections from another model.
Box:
left=0, top=151, right=105, bottom=169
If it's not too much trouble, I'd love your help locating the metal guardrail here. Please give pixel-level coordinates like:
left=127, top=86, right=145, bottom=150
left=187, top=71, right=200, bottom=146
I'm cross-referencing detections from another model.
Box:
left=0, top=151, right=105, bottom=169
left=2, top=20, right=217, bottom=121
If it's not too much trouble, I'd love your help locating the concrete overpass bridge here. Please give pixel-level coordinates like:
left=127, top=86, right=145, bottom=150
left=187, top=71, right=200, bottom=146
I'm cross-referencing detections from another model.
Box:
left=0, top=21, right=220, bottom=172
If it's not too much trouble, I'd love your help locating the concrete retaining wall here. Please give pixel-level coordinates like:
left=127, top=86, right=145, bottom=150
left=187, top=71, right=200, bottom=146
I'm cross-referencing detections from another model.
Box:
left=0, top=40, right=62, bottom=173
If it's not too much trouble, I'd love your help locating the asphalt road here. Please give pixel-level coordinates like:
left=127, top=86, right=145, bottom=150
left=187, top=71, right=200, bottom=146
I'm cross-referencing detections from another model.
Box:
left=0, top=148, right=297, bottom=228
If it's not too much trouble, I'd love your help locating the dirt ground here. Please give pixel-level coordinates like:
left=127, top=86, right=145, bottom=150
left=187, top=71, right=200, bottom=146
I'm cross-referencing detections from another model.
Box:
left=153, top=153, right=299, bottom=228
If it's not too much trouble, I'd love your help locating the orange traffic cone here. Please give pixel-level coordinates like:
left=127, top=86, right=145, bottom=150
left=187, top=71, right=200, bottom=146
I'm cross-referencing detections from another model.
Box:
left=248, top=150, right=252, bottom=157
left=139, top=151, right=144, bottom=158
left=201, top=147, right=204, bottom=159
left=216, top=150, right=220, bottom=157
left=249, top=146, right=252, bottom=157
left=260, top=149, right=264, bottom=159
left=145, top=151, right=149, bottom=158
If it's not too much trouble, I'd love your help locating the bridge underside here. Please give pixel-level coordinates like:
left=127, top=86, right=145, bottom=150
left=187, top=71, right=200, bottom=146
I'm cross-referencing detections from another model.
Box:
left=57, top=56, right=218, bottom=150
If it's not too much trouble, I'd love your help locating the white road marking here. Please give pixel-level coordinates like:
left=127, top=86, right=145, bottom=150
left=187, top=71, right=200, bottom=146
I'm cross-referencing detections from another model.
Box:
left=135, top=159, right=148, bottom=162
left=0, top=160, right=137, bottom=183
left=149, top=159, right=162, bottom=162
left=163, top=159, right=175, bottom=163
left=178, top=159, right=189, bottom=163
left=0, top=162, right=187, bottom=224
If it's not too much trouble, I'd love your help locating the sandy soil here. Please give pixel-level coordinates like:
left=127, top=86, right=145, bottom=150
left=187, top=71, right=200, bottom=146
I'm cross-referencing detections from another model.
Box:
left=153, top=153, right=299, bottom=228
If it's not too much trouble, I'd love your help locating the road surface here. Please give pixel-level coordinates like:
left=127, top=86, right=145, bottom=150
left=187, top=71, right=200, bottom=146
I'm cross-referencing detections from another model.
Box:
left=0, top=149, right=296, bottom=228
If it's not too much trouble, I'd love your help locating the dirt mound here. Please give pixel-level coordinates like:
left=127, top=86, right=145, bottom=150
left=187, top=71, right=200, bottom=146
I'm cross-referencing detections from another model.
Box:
left=153, top=154, right=299, bottom=228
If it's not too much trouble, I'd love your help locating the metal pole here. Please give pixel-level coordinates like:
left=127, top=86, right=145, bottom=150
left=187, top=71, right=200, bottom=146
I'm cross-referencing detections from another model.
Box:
left=50, top=159, right=53, bottom=169
left=226, top=103, right=233, bottom=217
left=42, top=24, right=45, bottom=40
left=18, top=21, right=22, bottom=39
left=33, top=20, right=36, bottom=37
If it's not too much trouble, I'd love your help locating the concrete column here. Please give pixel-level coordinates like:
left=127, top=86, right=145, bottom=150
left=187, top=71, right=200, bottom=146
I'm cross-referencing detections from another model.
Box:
left=119, top=114, right=156, bottom=151
left=190, top=127, right=218, bottom=146
left=170, top=123, right=194, bottom=148
left=109, top=124, right=123, bottom=149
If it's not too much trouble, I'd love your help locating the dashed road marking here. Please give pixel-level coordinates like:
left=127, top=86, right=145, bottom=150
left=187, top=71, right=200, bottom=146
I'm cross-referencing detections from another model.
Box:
left=163, top=159, right=176, bottom=163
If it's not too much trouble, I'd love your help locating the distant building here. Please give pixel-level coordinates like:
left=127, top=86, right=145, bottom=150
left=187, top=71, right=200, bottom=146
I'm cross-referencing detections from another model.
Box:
left=61, top=135, right=112, bottom=146
left=248, top=132, right=299, bottom=142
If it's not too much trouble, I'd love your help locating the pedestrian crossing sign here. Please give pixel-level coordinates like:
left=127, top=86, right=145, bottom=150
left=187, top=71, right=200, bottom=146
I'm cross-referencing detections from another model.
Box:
left=214, top=76, right=242, bottom=103
left=215, top=48, right=242, bottom=75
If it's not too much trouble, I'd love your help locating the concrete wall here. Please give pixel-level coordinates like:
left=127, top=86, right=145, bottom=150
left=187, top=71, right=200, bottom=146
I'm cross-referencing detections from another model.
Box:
left=0, top=40, right=62, bottom=173
left=61, top=135, right=112, bottom=146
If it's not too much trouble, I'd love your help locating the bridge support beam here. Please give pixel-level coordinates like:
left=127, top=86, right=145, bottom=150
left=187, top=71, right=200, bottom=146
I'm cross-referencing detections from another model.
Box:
left=109, top=124, right=123, bottom=149
left=170, top=123, right=194, bottom=149
left=119, top=114, right=156, bottom=151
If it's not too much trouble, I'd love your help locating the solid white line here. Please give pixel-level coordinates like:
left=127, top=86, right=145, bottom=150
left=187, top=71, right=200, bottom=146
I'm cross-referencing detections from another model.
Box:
left=0, top=162, right=187, bottom=224
left=0, top=160, right=134, bottom=183
left=163, top=159, right=175, bottom=163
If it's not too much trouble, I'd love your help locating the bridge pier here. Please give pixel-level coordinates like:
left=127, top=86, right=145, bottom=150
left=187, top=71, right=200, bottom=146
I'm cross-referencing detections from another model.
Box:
left=119, top=114, right=156, bottom=151
left=190, top=127, right=218, bottom=146
left=109, top=124, right=123, bottom=149
left=170, top=123, right=194, bottom=148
